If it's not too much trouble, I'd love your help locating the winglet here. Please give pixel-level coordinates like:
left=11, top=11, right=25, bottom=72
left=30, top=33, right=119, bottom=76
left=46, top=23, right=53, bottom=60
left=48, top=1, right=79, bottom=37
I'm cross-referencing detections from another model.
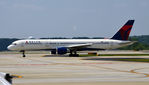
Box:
left=111, top=20, right=135, bottom=40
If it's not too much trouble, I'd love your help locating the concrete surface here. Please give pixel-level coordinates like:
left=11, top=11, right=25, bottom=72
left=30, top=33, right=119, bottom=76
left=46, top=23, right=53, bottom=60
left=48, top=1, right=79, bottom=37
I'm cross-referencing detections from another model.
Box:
left=0, top=51, right=149, bottom=85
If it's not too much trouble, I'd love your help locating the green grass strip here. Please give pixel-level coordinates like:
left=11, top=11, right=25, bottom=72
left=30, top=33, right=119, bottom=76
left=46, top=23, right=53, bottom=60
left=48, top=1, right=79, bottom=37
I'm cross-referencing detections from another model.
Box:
left=79, top=54, right=149, bottom=57
left=99, top=54, right=149, bottom=56
left=117, top=58, right=149, bottom=62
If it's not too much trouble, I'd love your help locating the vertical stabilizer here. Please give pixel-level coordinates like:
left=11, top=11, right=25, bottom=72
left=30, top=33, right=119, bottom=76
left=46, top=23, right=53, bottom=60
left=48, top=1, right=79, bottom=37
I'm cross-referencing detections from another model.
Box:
left=111, top=20, right=135, bottom=40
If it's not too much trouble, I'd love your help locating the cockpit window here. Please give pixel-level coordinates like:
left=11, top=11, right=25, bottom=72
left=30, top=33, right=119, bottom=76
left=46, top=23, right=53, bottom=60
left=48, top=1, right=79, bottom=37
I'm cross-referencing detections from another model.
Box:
left=12, top=43, right=17, bottom=45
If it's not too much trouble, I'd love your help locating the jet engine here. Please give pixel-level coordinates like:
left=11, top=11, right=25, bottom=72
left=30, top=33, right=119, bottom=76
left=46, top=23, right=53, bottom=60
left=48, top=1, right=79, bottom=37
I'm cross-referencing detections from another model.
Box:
left=57, top=47, right=68, bottom=54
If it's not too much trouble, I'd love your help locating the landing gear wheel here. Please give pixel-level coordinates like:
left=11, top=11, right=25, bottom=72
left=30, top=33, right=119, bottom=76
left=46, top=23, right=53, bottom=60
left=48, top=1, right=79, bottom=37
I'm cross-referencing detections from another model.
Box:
left=23, top=54, right=26, bottom=57
left=69, top=54, right=73, bottom=57
left=69, top=50, right=79, bottom=57
left=20, top=50, right=26, bottom=57
left=69, top=54, right=79, bottom=57
left=75, top=54, right=79, bottom=57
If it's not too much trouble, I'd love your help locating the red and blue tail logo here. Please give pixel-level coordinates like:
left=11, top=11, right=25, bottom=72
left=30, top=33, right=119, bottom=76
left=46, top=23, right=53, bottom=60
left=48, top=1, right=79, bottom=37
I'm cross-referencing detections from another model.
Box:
left=111, top=20, right=135, bottom=40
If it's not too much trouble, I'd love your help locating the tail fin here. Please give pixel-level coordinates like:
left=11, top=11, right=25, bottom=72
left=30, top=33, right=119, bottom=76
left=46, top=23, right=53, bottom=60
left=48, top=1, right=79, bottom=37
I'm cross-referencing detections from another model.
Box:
left=111, top=20, right=135, bottom=40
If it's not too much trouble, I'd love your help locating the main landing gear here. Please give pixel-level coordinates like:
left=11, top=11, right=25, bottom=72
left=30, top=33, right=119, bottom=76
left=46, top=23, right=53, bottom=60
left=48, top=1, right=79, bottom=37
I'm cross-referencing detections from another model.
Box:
left=20, top=50, right=26, bottom=57
left=69, top=50, right=79, bottom=57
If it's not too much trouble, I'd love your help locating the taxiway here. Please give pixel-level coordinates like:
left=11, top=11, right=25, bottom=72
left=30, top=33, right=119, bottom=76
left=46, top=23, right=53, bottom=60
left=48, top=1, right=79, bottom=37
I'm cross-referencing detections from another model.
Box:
left=0, top=51, right=149, bottom=85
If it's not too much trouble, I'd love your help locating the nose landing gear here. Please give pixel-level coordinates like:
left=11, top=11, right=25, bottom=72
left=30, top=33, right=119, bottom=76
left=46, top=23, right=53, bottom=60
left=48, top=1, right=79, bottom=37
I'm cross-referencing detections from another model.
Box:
left=20, top=50, right=26, bottom=57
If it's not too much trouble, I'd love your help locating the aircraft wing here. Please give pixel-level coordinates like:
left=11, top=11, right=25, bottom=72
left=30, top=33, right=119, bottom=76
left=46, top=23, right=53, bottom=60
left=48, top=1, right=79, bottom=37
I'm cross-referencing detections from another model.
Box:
left=66, top=43, right=93, bottom=49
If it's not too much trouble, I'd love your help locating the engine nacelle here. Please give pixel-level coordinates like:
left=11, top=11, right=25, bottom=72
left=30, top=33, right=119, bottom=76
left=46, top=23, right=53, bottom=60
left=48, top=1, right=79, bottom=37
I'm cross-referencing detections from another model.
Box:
left=57, top=47, right=67, bottom=54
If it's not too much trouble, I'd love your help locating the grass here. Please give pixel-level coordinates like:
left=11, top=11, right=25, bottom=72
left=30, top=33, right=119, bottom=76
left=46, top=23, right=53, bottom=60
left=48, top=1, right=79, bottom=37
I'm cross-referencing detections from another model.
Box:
left=99, top=54, right=149, bottom=56
left=80, top=54, right=149, bottom=63
left=117, top=58, right=149, bottom=62
left=79, top=54, right=149, bottom=57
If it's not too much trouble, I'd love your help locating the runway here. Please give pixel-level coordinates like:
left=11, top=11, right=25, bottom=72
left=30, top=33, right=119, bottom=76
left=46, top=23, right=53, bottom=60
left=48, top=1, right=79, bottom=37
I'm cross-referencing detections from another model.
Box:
left=0, top=51, right=149, bottom=85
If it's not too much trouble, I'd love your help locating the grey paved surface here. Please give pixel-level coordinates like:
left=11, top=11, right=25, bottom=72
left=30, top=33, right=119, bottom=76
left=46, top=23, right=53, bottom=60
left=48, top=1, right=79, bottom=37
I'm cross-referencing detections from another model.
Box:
left=0, top=51, right=149, bottom=85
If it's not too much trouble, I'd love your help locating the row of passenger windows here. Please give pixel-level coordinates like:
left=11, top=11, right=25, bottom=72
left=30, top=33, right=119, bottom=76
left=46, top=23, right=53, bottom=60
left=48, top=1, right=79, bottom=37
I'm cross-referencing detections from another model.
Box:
left=46, top=43, right=85, bottom=44
left=25, top=41, right=110, bottom=44
left=25, top=41, right=86, bottom=44
left=25, top=41, right=41, bottom=44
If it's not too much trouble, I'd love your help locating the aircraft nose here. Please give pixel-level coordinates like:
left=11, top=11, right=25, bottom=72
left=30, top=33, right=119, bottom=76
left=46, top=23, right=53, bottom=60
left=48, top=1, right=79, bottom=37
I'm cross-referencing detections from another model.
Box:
left=7, top=45, right=14, bottom=50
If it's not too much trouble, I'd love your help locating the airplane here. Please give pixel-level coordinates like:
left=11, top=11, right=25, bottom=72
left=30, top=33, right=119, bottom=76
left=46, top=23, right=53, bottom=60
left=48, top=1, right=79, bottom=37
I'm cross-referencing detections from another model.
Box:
left=0, top=72, right=21, bottom=85
left=7, top=20, right=135, bottom=57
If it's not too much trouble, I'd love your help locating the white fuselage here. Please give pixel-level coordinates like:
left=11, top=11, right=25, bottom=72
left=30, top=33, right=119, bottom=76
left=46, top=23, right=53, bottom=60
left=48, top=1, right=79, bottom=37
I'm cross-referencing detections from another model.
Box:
left=7, top=39, right=133, bottom=51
